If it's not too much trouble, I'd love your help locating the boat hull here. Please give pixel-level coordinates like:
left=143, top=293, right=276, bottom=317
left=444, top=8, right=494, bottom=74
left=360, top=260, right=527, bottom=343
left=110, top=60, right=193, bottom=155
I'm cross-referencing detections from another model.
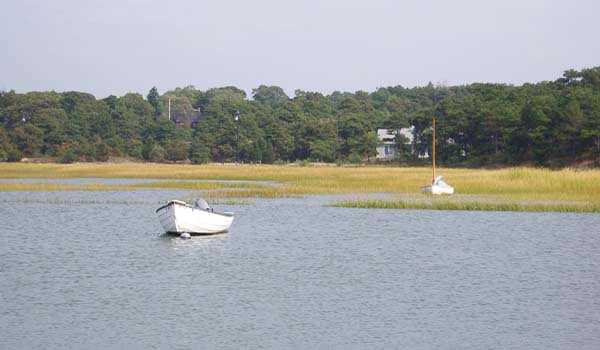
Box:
left=422, top=184, right=454, bottom=195
left=156, top=201, right=234, bottom=234
left=422, top=175, right=455, bottom=195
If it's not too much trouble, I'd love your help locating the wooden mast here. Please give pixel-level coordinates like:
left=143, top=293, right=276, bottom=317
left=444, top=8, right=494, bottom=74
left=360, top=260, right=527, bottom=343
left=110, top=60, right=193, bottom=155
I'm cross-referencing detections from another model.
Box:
left=168, top=98, right=171, bottom=121
left=432, top=117, right=436, bottom=184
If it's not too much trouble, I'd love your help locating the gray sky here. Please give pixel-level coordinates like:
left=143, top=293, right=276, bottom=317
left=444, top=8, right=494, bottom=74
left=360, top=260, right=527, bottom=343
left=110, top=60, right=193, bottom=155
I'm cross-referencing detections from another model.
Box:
left=1, top=0, right=599, bottom=98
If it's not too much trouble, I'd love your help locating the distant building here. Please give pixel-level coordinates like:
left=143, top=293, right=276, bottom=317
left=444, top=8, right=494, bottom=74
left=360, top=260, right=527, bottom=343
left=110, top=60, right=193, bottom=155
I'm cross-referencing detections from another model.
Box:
left=171, top=108, right=202, bottom=128
left=376, top=128, right=414, bottom=160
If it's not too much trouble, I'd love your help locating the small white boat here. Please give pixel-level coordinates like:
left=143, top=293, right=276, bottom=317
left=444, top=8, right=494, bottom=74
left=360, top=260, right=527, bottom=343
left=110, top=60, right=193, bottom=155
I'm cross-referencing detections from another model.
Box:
left=156, top=199, right=234, bottom=234
left=422, top=176, right=455, bottom=195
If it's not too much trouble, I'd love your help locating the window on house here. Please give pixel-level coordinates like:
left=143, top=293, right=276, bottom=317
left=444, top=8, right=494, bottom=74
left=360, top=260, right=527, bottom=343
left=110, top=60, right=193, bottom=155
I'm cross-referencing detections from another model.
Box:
left=384, top=145, right=392, bottom=156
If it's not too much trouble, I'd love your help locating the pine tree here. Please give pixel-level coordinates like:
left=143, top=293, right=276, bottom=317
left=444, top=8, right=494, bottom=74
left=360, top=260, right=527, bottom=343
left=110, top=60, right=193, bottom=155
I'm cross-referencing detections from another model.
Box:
left=147, top=87, right=162, bottom=117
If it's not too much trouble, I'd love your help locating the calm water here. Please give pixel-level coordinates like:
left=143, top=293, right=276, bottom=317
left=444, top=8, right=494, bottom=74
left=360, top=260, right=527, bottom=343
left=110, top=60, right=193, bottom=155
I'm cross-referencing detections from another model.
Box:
left=1, top=185, right=600, bottom=349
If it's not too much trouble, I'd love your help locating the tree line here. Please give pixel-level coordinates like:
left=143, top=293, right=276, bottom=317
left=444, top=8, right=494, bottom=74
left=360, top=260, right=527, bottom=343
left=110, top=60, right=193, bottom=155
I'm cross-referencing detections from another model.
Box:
left=1, top=67, right=599, bottom=167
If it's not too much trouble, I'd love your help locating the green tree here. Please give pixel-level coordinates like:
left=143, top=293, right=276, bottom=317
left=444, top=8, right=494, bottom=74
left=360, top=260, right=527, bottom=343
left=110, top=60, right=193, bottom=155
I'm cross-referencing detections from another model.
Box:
left=394, top=132, right=413, bottom=161
left=359, top=131, right=379, bottom=161
left=6, top=148, right=22, bottom=162
left=309, top=139, right=334, bottom=162
left=252, top=85, right=289, bottom=107
left=57, top=145, right=77, bottom=163
left=149, top=144, right=166, bottom=162
left=147, top=87, right=163, bottom=117
left=165, top=140, right=190, bottom=161
left=12, top=124, right=44, bottom=156
left=189, top=141, right=211, bottom=164
left=95, top=141, right=111, bottom=162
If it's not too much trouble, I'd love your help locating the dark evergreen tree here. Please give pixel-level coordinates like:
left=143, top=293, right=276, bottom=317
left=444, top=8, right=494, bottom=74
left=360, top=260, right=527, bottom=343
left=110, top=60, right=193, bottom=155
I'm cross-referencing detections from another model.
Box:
left=147, top=87, right=162, bottom=117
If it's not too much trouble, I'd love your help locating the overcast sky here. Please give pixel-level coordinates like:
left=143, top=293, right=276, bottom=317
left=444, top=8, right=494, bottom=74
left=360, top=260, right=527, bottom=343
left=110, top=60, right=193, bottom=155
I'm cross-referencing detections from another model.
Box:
left=1, top=0, right=599, bottom=98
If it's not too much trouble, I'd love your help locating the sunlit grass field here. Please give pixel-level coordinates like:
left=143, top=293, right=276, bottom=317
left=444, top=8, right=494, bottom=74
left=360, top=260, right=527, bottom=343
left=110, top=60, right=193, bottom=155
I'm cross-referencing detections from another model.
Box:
left=1, top=162, right=599, bottom=212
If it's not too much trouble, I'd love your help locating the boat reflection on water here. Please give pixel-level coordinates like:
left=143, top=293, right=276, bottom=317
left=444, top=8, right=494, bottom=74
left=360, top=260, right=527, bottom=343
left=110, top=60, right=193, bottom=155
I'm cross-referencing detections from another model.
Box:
left=157, top=231, right=228, bottom=252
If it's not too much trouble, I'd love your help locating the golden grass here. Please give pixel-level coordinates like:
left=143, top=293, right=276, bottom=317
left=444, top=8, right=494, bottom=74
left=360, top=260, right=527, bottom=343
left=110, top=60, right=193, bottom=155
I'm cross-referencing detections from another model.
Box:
left=1, top=162, right=599, bottom=212
left=0, top=180, right=267, bottom=192
left=333, top=196, right=600, bottom=213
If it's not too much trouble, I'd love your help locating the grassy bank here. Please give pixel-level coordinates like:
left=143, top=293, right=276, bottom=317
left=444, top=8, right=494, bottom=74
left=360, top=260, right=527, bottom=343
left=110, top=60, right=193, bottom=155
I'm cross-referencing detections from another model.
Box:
left=1, top=162, right=599, bottom=212
left=333, top=196, right=600, bottom=213
left=0, top=180, right=268, bottom=192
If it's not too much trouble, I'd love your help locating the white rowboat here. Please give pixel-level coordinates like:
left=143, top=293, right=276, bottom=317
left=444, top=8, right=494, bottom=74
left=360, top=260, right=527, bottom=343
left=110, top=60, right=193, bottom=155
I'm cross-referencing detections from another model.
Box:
left=156, top=199, right=234, bottom=234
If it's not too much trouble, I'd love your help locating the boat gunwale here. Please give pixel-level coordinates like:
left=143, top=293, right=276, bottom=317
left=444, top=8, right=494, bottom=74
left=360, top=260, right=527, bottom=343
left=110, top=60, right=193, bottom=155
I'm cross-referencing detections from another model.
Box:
left=155, top=200, right=234, bottom=217
left=165, top=230, right=228, bottom=235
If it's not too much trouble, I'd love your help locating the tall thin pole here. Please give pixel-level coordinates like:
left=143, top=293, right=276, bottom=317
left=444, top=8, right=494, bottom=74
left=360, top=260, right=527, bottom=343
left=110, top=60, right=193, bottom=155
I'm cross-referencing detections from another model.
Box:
left=432, top=117, right=436, bottom=184
left=334, top=116, right=338, bottom=162
left=168, top=98, right=171, bottom=121
left=235, top=111, right=240, bottom=164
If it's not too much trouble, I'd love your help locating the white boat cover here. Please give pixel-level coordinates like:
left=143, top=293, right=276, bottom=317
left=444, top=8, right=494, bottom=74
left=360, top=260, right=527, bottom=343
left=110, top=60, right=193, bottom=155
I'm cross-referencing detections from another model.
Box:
left=422, top=176, right=455, bottom=195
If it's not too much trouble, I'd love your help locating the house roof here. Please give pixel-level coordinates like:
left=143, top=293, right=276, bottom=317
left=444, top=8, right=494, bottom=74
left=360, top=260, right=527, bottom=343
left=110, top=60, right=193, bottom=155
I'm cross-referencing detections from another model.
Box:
left=377, top=127, right=414, bottom=143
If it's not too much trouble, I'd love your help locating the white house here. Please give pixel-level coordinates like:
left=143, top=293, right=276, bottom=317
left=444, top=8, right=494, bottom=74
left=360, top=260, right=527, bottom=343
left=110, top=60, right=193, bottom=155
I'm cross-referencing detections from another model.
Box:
left=376, top=127, right=414, bottom=160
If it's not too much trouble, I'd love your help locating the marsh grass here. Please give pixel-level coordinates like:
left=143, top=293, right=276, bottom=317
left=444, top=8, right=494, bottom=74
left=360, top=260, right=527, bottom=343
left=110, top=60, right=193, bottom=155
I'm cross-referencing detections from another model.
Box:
left=1, top=162, right=600, bottom=212
left=0, top=196, right=251, bottom=207
left=0, top=183, right=116, bottom=192
left=182, top=195, right=252, bottom=206
left=333, top=196, right=600, bottom=213
left=0, top=179, right=269, bottom=192
left=0, top=198, right=153, bottom=206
